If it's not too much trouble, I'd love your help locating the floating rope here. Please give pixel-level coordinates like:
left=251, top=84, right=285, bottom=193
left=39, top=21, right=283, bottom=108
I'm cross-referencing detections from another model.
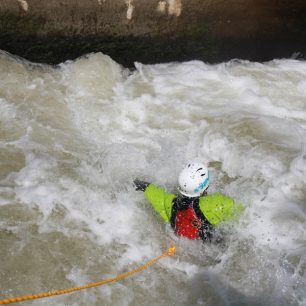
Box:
left=0, top=245, right=176, bottom=305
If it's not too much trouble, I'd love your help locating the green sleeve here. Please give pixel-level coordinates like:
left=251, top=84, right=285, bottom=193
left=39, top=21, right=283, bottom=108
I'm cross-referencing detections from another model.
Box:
left=144, top=184, right=176, bottom=222
left=199, top=192, right=243, bottom=225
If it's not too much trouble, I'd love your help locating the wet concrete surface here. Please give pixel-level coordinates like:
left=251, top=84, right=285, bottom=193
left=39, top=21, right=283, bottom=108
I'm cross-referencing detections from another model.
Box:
left=0, top=0, right=305, bottom=66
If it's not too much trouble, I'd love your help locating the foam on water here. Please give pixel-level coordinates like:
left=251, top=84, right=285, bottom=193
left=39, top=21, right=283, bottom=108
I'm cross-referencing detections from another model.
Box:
left=0, top=50, right=306, bottom=305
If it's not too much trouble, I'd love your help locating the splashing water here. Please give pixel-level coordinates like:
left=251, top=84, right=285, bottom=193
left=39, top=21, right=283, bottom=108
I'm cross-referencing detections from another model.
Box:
left=0, top=50, right=306, bottom=305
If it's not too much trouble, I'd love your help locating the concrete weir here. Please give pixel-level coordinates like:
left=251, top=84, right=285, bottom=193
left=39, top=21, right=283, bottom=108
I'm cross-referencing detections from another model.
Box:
left=0, top=0, right=305, bottom=66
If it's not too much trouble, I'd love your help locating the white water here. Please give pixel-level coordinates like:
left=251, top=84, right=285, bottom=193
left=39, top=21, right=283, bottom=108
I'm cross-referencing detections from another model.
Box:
left=0, top=51, right=306, bottom=305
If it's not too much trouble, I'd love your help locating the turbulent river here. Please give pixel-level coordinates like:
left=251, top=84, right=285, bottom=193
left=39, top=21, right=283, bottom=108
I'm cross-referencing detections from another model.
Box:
left=0, top=50, right=306, bottom=306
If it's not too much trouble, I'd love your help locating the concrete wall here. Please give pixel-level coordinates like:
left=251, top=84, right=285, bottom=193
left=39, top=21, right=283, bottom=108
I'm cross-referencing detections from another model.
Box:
left=0, top=0, right=305, bottom=66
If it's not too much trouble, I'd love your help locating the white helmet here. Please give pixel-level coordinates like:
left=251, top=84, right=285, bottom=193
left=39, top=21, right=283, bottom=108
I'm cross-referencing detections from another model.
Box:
left=178, top=162, right=209, bottom=197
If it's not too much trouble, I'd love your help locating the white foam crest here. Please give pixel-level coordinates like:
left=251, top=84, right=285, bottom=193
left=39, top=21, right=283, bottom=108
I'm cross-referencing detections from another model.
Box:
left=11, top=161, right=141, bottom=248
left=60, top=52, right=124, bottom=99
left=0, top=97, right=17, bottom=122
left=12, top=153, right=57, bottom=187
left=128, top=61, right=306, bottom=131
left=7, top=147, right=153, bottom=254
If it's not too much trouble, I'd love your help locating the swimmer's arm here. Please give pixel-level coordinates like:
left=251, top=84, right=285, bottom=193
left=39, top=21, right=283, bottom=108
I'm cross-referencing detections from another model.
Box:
left=200, top=193, right=244, bottom=225
left=134, top=180, right=176, bottom=222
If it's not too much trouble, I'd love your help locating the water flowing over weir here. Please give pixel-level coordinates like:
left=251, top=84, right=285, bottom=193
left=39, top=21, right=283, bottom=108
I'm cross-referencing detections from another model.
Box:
left=0, top=50, right=306, bottom=305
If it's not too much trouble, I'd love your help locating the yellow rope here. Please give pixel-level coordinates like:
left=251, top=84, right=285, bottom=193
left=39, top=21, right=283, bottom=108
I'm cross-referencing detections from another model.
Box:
left=0, top=245, right=176, bottom=305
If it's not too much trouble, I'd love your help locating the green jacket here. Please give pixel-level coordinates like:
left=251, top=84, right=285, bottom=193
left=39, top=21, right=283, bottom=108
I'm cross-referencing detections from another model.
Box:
left=144, top=184, right=243, bottom=225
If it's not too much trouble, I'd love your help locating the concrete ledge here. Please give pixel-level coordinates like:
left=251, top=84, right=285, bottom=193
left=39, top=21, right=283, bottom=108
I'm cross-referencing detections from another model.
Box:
left=0, top=0, right=305, bottom=66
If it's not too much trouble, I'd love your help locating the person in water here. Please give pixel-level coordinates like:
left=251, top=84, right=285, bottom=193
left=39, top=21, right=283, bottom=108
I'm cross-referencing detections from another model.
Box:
left=134, top=162, right=243, bottom=242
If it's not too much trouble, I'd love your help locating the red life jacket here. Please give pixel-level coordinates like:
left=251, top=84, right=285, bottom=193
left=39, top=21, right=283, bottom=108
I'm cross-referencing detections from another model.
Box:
left=170, top=196, right=212, bottom=241
left=174, top=206, right=203, bottom=239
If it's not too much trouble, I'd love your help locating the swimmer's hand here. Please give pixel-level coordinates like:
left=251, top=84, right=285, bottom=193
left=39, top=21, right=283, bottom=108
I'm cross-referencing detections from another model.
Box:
left=133, top=179, right=150, bottom=192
